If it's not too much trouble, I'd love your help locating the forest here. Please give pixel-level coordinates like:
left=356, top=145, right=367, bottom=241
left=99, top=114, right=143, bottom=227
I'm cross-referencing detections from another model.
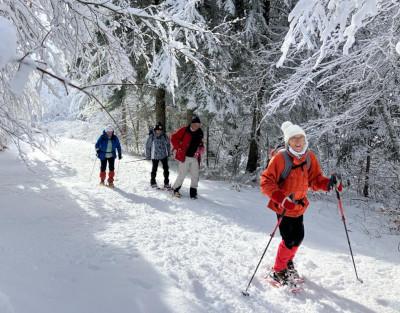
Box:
left=0, top=0, right=399, bottom=230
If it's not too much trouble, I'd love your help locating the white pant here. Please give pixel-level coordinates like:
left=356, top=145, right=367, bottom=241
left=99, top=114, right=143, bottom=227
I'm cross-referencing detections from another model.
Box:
left=173, top=157, right=200, bottom=189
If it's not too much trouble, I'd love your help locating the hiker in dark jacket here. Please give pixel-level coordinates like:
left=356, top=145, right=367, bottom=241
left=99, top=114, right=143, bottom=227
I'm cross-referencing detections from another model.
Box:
left=145, top=122, right=171, bottom=189
left=95, top=125, right=122, bottom=187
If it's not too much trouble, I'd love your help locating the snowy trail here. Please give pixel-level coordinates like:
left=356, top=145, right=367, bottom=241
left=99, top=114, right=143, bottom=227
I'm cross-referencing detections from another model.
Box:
left=0, top=134, right=399, bottom=313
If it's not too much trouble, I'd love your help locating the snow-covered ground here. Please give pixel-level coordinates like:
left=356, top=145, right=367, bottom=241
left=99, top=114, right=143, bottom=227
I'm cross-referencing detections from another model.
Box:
left=0, top=124, right=399, bottom=313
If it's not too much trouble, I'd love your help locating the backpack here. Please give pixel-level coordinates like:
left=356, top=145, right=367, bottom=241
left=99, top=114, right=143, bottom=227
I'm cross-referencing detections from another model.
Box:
left=266, top=146, right=311, bottom=185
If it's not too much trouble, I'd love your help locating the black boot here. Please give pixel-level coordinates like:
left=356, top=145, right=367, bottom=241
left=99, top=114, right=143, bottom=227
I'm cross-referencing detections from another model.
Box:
left=287, top=260, right=302, bottom=282
left=173, top=186, right=182, bottom=198
left=150, top=160, right=158, bottom=188
left=269, top=269, right=289, bottom=286
left=190, top=187, right=197, bottom=199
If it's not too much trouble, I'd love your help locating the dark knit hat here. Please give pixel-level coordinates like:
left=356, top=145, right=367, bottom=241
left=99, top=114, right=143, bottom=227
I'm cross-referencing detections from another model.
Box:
left=191, top=116, right=201, bottom=124
left=154, top=122, right=164, bottom=131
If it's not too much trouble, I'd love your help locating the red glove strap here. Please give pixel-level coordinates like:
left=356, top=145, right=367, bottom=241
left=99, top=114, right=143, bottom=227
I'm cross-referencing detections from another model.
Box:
left=282, top=198, right=295, bottom=211
left=271, top=190, right=295, bottom=211
left=271, top=190, right=286, bottom=204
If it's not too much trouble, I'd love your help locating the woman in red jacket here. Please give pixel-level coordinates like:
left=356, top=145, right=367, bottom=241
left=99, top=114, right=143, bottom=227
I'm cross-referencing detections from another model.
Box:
left=260, top=121, right=342, bottom=285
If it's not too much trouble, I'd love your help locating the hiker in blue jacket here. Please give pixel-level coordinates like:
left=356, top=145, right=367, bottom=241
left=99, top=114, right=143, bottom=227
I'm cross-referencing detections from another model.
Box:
left=145, top=122, right=171, bottom=189
left=95, top=125, right=122, bottom=187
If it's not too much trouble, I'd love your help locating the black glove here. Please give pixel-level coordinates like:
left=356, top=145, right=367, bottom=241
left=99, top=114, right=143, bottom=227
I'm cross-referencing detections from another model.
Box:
left=328, top=174, right=343, bottom=192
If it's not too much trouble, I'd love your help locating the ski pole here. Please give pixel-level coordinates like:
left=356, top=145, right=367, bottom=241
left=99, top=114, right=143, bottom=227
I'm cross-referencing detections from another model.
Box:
left=242, top=207, right=287, bottom=297
left=88, top=158, right=97, bottom=182
left=335, top=188, right=363, bottom=283
left=115, top=158, right=121, bottom=181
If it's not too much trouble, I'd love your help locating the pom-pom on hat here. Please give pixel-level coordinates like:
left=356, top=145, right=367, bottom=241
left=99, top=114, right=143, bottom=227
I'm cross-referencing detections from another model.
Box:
left=154, top=122, right=164, bottom=131
left=281, top=121, right=306, bottom=144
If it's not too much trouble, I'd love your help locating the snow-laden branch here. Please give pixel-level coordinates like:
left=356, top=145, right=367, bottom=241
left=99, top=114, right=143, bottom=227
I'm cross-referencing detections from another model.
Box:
left=0, top=17, right=17, bottom=69
left=277, top=0, right=395, bottom=67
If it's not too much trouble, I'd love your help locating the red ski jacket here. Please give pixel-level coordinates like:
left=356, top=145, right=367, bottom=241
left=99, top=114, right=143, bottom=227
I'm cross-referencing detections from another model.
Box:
left=260, top=150, right=330, bottom=217
left=170, top=126, right=204, bottom=162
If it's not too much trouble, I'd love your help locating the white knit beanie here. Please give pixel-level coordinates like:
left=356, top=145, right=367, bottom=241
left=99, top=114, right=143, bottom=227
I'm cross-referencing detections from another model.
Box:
left=105, top=125, right=114, bottom=132
left=281, top=121, right=306, bottom=144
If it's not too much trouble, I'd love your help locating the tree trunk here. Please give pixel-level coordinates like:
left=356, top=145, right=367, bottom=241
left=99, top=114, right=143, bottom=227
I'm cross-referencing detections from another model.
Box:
left=155, top=87, right=166, bottom=128
left=127, top=101, right=139, bottom=154
left=363, top=151, right=371, bottom=197
left=234, top=0, right=245, bottom=19
left=245, top=0, right=270, bottom=173
left=263, top=0, right=270, bottom=25
left=121, top=100, right=128, bottom=147
left=206, top=114, right=210, bottom=168
left=246, top=104, right=261, bottom=173
left=380, top=100, right=400, bottom=161
left=136, top=117, right=140, bottom=153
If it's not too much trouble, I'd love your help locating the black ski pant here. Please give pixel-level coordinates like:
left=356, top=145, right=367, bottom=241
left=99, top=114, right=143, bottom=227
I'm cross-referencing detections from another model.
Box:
left=278, top=214, right=304, bottom=249
left=151, top=157, right=169, bottom=185
left=100, top=157, right=115, bottom=172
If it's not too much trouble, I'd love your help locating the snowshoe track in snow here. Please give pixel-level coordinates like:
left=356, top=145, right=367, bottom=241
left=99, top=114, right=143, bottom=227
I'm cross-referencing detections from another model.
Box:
left=1, top=131, right=399, bottom=313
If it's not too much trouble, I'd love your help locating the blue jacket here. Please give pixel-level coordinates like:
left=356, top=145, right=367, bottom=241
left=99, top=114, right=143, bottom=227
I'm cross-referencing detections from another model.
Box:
left=95, top=131, right=122, bottom=160
left=145, top=130, right=170, bottom=160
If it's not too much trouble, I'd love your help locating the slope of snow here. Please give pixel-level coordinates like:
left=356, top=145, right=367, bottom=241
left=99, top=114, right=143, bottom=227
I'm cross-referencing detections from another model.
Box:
left=0, top=126, right=399, bottom=313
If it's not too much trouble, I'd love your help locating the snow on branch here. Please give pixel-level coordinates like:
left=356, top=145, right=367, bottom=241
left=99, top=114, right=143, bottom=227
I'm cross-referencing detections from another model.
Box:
left=0, top=17, right=17, bottom=69
left=277, top=0, right=393, bottom=67
left=0, top=0, right=222, bottom=145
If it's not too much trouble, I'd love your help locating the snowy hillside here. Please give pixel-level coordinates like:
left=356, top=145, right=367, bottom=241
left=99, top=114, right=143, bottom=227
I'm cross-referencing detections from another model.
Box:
left=0, top=125, right=399, bottom=313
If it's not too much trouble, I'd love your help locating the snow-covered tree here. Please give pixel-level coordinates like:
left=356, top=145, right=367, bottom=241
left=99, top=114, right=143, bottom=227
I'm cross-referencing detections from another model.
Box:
left=264, top=0, right=400, bottom=217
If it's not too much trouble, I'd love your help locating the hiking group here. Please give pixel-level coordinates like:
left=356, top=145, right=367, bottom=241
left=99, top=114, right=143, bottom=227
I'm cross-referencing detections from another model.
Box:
left=95, top=116, right=205, bottom=199
left=94, top=118, right=344, bottom=289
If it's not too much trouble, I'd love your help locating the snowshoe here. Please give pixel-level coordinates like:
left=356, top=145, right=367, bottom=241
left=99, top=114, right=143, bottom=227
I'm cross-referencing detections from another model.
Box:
left=151, top=183, right=158, bottom=189
left=107, top=182, right=115, bottom=188
left=164, top=183, right=172, bottom=190
left=267, top=269, right=289, bottom=286
left=99, top=181, right=105, bottom=186
left=173, top=190, right=182, bottom=198
left=265, top=269, right=302, bottom=294
left=287, top=260, right=304, bottom=284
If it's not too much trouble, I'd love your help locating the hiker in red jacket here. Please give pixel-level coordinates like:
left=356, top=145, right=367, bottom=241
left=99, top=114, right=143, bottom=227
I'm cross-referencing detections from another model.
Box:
left=260, top=121, right=342, bottom=286
left=170, top=116, right=205, bottom=199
